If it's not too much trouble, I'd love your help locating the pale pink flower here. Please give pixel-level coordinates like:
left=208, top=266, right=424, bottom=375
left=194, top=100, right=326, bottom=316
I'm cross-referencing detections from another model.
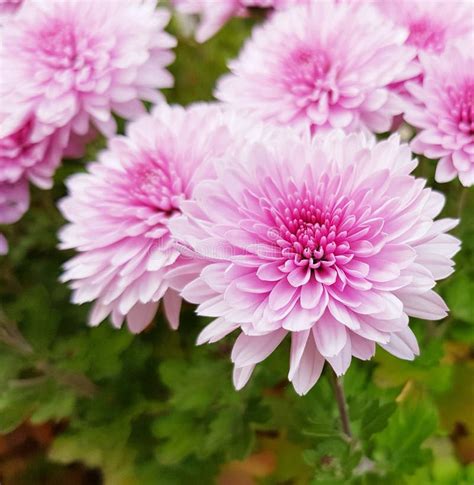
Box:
left=375, top=0, right=473, bottom=56
left=173, top=0, right=308, bottom=43
left=0, top=179, right=24, bottom=254
left=59, top=103, right=247, bottom=333
left=216, top=2, right=417, bottom=135
left=170, top=130, right=460, bottom=395
left=373, top=0, right=474, bottom=98
left=0, top=0, right=176, bottom=141
left=0, top=115, right=70, bottom=189
left=404, top=45, right=474, bottom=187
left=0, top=177, right=29, bottom=225
left=0, top=173, right=29, bottom=256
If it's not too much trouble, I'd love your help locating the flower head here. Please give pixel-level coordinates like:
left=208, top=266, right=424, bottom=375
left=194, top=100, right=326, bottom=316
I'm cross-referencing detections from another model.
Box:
left=170, top=130, right=460, bottom=395
left=376, top=0, right=473, bottom=56
left=216, top=2, right=416, bottom=134
left=0, top=0, right=176, bottom=139
left=59, top=103, right=250, bottom=333
left=404, top=45, right=474, bottom=186
left=0, top=115, right=69, bottom=189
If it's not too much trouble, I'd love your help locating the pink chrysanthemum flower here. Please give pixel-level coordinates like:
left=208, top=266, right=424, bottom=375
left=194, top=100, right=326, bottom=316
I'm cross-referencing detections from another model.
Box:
left=0, top=0, right=176, bottom=140
left=173, top=0, right=307, bottom=43
left=170, top=130, right=460, bottom=395
left=0, top=177, right=29, bottom=254
left=59, top=103, right=247, bottom=333
left=0, top=115, right=70, bottom=190
left=375, top=0, right=473, bottom=57
left=404, top=45, right=474, bottom=187
left=373, top=0, right=474, bottom=99
left=216, top=2, right=417, bottom=134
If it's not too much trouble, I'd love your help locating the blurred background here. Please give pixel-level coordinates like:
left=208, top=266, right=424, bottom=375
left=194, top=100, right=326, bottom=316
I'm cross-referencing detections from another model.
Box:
left=0, top=9, right=473, bottom=485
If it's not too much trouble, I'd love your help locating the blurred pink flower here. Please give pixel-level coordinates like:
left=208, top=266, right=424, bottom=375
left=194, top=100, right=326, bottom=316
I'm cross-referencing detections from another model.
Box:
left=0, top=233, right=7, bottom=255
left=59, top=104, right=247, bottom=333
left=0, top=0, right=176, bottom=141
left=405, top=45, right=474, bottom=187
left=0, top=115, right=70, bottom=189
left=375, top=0, right=473, bottom=56
left=373, top=0, right=474, bottom=98
left=216, top=1, right=417, bottom=134
left=0, top=176, right=28, bottom=256
left=170, top=130, right=460, bottom=395
left=173, top=0, right=307, bottom=43
left=0, top=177, right=29, bottom=225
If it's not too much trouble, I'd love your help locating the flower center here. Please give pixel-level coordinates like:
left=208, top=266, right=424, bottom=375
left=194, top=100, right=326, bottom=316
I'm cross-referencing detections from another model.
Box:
left=407, top=20, right=445, bottom=53
left=449, top=83, right=474, bottom=135
left=274, top=196, right=349, bottom=272
left=285, top=47, right=333, bottom=98
left=39, top=23, right=79, bottom=68
left=127, top=154, right=184, bottom=214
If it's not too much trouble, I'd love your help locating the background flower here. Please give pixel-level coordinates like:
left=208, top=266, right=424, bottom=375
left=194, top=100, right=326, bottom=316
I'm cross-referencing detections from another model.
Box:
left=404, top=45, right=474, bottom=187
left=376, top=0, right=473, bottom=56
left=0, top=0, right=176, bottom=143
left=0, top=115, right=69, bottom=190
left=59, top=103, right=247, bottom=333
left=172, top=0, right=309, bottom=43
left=170, top=130, right=460, bottom=395
left=0, top=177, right=29, bottom=254
left=216, top=1, right=417, bottom=134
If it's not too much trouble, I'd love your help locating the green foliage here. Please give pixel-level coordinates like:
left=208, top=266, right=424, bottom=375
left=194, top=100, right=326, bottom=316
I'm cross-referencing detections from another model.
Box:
left=0, top=7, right=473, bottom=485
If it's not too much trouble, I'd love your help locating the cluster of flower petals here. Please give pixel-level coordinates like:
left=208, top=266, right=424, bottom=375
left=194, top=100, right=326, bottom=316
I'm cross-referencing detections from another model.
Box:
left=216, top=1, right=417, bottom=135
left=169, top=129, right=460, bottom=395
left=404, top=44, right=474, bottom=187
left=0, top=0, right=175, bottom=142
left=0, top=0, right=176, bottom=250
left=58, top=103, right=269, bottom=333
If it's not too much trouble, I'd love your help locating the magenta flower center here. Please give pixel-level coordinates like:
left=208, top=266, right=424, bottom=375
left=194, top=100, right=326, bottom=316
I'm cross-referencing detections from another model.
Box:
left=39, top=23, right=79, bottom=68
left=127, top=155, right=184, bottom=214
left=285, top=48, right=334, bottom=99
left=407, top=20, right=445, bottom=53
left=270, top=191, right=363, bottom=286
left=35, top=21, right=106, bottom=90
left=448, top=84, right=474, bottom=135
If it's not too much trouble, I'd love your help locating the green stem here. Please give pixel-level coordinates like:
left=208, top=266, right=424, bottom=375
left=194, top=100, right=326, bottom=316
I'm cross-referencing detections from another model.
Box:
left=329, top=370, right=352, bottom=439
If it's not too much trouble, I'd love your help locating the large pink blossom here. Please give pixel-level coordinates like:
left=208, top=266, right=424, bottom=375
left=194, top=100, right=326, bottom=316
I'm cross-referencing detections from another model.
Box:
left=0, top=0, right=176, bottom=142
left=58, top=103, right=251, bottom=333
left=173, top=0, right=307, bottom=43
left=404, top=45, right=474, bottom=187
left=170, top=130, right=460, bottom=395
left=216, top=2, right=417, bottom=135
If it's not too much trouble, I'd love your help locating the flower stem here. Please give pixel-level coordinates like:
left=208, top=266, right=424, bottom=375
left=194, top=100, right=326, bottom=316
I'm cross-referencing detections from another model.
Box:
left=329, top=369, right=352, bottom=439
